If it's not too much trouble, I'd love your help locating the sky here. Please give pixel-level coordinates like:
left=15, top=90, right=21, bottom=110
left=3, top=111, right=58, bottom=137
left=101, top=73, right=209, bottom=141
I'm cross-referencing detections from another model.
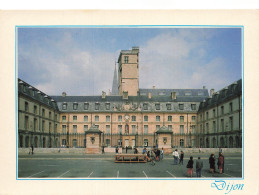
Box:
left=18, top=27, right=242, bottom=96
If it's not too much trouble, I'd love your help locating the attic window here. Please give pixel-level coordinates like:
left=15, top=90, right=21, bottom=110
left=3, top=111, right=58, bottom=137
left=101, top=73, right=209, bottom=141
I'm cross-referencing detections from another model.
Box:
left=191, top=104, right=196, bottom=110
left=143, top=103, right=148, bottom=110
left=62, top=103, right=67, bottom=110
left=106, top=103, right=110, bottom=110
left=95, top=103, right=100, bottom=110
left=185, top=91, right=192, bottom=96
left=166, top=104, right=171, bottom=110
left=179, top=104, right=184, bottom=110
left=198, top=92, right=204, bottom=96
left=73, top=103, right=78, bottom=110
left=155, top=103, right=160, bottom=110
left=84, top=103, right=89, bottom=110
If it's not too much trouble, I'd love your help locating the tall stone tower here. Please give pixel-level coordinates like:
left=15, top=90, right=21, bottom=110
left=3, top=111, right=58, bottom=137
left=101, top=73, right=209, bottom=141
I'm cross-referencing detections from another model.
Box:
left=118, top=47, right=139, bottom=96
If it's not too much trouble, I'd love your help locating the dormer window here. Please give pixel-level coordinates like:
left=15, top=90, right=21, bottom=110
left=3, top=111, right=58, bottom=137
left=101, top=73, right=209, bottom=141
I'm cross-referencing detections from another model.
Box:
left=166, top=104, right=171, bottom=110
left=84, top=103, right=89, bottom=110
left=106, top=103, right=110, bottom=110
left=73, top=103, right=78, bottom=110
left=155, top=103, right=160, bottom=110
left=191, top=104, right=196, bottom=110
left=95, top=103, right=100, bottom=110
left=143, top=103, right=148, bottom=110
left=179, top=104, right=184, bottom=110
left=62, top=103, right=67, bottom=110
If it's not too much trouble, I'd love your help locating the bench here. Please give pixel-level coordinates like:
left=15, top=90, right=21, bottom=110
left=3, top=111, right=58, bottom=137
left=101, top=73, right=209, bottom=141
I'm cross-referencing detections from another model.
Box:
left=115, top=154, right=147, bottom=163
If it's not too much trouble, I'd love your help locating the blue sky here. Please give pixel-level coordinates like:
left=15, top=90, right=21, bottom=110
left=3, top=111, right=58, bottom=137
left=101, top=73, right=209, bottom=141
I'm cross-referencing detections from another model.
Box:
left=18, top=27, right=242, bottom=96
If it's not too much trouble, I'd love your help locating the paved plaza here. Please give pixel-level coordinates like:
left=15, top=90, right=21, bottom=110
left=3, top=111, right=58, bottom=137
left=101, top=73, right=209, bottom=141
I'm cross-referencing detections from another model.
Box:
left=18, top=151, right=242, bottom=179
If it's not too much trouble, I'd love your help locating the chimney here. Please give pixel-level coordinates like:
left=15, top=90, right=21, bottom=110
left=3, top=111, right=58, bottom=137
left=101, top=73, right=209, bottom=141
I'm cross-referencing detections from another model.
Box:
left=171, top=92, right=176, bottom=100
left=102, top=91, right=106, bottom=99
left=210, top=89, right=215, bottom=97
left=153, top=85, right=156, bottom=89
left=62, top=92, right=67, bottom=97
left=123, top=91, right=128, bottom=100
left=148, top=92, right=152, bottom=99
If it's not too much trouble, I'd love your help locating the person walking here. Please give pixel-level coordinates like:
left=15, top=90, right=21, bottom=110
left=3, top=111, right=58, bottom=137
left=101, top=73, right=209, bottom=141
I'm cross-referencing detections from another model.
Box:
left=160, top=148, right=164, bottom=160
left=179, top=151, right=184, bottom=165
left=209, top=153, right=216, bottom=173
left=172, top=149, right=179, bottom=165
left=151, top=149, right=156, bottom=165
left=115, top=146, right=119, bottom=154
left=186, top=156, right=194, bottom=177
left=218, top=153, right=224, bottom=174
left=196, top=157, right=203, bottom=177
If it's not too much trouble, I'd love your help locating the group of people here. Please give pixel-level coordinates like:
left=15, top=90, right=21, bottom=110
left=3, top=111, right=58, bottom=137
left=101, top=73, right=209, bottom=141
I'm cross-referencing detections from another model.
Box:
left=172, top=148, right=225, bottom=177
left=209, top=152, right=225, bottom=174
left=144, top=147, right=164, bottom=165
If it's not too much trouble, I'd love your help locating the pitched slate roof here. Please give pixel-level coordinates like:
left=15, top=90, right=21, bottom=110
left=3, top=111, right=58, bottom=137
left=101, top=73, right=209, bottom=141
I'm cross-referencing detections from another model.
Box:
left=198, top=79, right=242, bottom=111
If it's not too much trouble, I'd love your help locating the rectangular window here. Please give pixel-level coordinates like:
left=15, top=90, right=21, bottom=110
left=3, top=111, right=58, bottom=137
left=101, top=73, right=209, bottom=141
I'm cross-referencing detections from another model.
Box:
left=168, top=116, right=172, bottom=122
left=229, top=102, right=233, bottom=113
left=206, top=123, right=209, bottom=133
left=132, top=116, right=136, bottom=122
left=62, top=125, right=66, bottom=133
left=73, top=116, right=77, bottom=121
left=49, top=122, right=52, bottom=131
left=95, top=103, right=100, bottom=110
left=191, top=125, right=196, bottom=134
left=213, top=121, right=216, bottom=133
left=106, top=103, right=110, bottom=110
left=84, top=125, right=88, bottom=131
left=206, top=112, right=209, bottom=120
left=106, top=115, right=110, bottom=122
left=221, top=106, right=224, bottom=115
left=84, top=115, right=88, bottom=122
left=180, top=116, right=184, bottom=123
left=144, top=115, right=148, bottom=122
left=55, top=114, right=57, bottom=121
left=73, top=103, right=78, bottom=110
left=42, top=120, right=45, bottom=131
left=84, top=103, right=89, bottom=110
left=62, top=116, right=66, bottom=121
left=24, top=116, right=29, bottom=130
left=192, top=116, right=196, bottom=122
left=25, top=102, right=29, bottom=112
left=166, top=104, right=171, bottom=110
left=49, top=112, right=52, bottom=119
left=118, top=115, right=122, bottom=122
left=180, top=125, right=184, bottom=134
left=191, top=104, right=196, bottom=110
left=155, top=104, right=160, bottom=110
left=156, top=116, right=160, bottom=122
left=34, top=105, right=37, bottom=114
left=106, top=125, right=110, bottom=134
left=143, top=103, right=148, bottom=110
left=62, top=103, right=67, bottom=110
left=213, top=109, right=216, bottom=117
left=221, top=119, right=224, bottom=132
left=144, top=125, right=148, bottom=134
left=42, top=109, right=45, bottom=117
left=179, top=104, right=184, bottom=110
left=73, top=125, right=77, bottom=133
left=95, top=115, right=99, bottom=122
left=124, top=56, right=129, bottom=63
left=33, top=118, right=37, bottom=131
left=132, top=125, right=136, bottom=134
left=229, top=117, right=233, bottom=130
left=156, top=125, right=160, bottom=131
left=118, top=125, right=122, bottom=134
left=168, top=125, right=172, bottom=131
left=106, top=139, right=110, bottom=146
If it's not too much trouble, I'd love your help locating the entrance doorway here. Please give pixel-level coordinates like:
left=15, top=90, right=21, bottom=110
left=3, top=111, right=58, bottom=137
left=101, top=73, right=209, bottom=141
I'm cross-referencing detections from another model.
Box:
left=125, top=139, right=129, bottom=147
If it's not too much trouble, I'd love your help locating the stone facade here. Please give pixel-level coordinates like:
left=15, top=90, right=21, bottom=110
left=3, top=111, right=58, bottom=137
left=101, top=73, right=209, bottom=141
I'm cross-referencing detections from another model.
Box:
left=17, top=47, right=242, bottom=153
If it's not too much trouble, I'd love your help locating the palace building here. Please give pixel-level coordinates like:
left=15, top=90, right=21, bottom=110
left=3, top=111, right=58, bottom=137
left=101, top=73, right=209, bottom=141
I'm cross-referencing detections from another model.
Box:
left=18, top=47, right=242, bottom=153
